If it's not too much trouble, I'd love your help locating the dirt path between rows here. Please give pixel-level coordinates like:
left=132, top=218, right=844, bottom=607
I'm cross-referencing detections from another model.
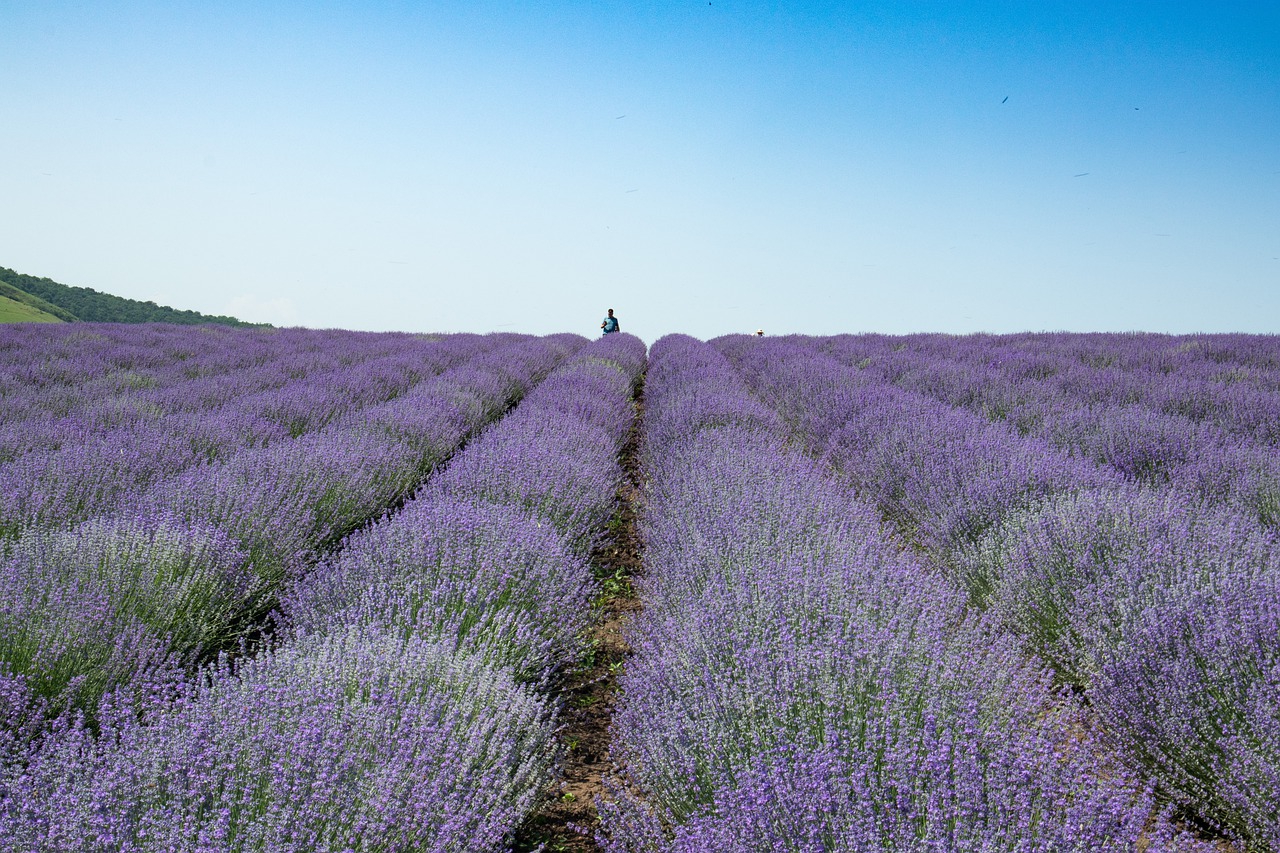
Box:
left=513, top=377, right=646, bottom=853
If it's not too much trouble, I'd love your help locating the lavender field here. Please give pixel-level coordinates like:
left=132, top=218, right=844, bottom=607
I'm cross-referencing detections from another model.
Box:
left=1, top=324, right=1278, bottom=852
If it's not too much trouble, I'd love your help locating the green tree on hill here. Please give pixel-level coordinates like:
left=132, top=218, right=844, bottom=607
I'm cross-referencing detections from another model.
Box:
left=0, top=266, right=266, bottom=327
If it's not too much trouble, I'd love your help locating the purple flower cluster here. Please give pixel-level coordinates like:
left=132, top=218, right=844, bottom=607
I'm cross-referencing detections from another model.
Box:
left=0, top=628, right=559, bottom=852
left=715, top=337, right=1117, bottom=557
left=282, top=497, right=588, bottom=682
left=958, top=485, right=1280, bottom=846
left=0, top=328, right=582, bottom=728
left=123, top=334, right=578, bottom=584
left=7, top=323, right=1278, bottom=850
left=1094, top=573, right=1280, bottom=849
left=1, top=330, right=645, bottom=850
left=796, top=331, right=1280, bottom=530
left=602, top=335, right=1199, bottom=851
left=0, top=515, right=246, bottom=716
left=813, top=334, right=1280, bottom=848
left=284, top=331, right=646, bottom=682
left=716, top=332, right=1280, bottom=850
left=0, top=327, right=502, bottom=537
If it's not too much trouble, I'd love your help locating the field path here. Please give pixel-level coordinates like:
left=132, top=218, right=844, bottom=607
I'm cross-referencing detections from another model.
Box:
left=513, top=376, right=646, bottom=852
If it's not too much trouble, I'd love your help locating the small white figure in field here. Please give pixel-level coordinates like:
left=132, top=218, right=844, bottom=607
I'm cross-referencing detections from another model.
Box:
left=756, top=329, right=764, bottom=337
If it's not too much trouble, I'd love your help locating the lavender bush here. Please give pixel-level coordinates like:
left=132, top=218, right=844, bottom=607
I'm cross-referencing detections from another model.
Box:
left=0, top=328, right=641, bottom=853
left=1178, top=441, right=1280, bottom=529
left=121, top=335, right=580, bottom=587
left=0, top=427, right=209, bottom=538
left=285, top=332, right=645, bottom=680
left=424, top=332, right=645, bottom=557
left=601, top=335, right=1196, bottom=852
left=1092, top=570, right=1280, bottom=848
left=128, top=427, right=421, bottom=589
left=957, top=484, right=1279, bottom=690
left=723, top=333, right=1280, bottom=850
left=282, top=497, right=594, bottom=682
left=0, top=515, right=247, bottom=720
left=0, top=627, right=557, bottom=852
left=879, top=338, right=1280, bottom=530
left=956, top=482, right=1280, bottom=845
left=0, top=330, right=507, bottom=538
left=0, top=332, right=582, bottom=747
left=6, top=325, right=1278, bottom=851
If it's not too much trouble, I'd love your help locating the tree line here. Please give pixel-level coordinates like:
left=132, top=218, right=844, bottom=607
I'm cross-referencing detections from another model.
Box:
left=0, top=266, right=266, bottom=327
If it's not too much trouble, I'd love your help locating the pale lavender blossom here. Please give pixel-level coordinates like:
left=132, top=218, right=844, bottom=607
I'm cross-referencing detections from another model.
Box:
left=0, top=628, right=559, bottom=852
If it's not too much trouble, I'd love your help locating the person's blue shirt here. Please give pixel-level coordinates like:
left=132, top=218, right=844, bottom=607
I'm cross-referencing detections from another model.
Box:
left=601, top=314, right=619, bottom=334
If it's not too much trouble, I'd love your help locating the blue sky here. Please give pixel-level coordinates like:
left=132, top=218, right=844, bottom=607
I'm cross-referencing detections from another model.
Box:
left=2, top=2, right=1277, bottom=339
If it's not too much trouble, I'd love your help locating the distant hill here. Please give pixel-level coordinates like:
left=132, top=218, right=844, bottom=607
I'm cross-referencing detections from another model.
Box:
left=0, top=266, right=265, bottom=327
left=0, top=277, right=77, bottom=322
left=0, top=293, right=63, bottom=323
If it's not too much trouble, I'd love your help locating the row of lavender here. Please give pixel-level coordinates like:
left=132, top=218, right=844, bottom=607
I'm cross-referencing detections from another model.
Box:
left=600, top=335, right=1207, bottom=851
left=715, top=333, right=1280, bottom=851
left=826, top=332, right=1280, bottom=527
left=0, top=325, right=497, bottom=462
left=0, top=328, right=582, bottom=745
left=829, top=332, right=1280, bottom=443
left=0, top=329, right=518, bottom=535
left=0, top=331, right=646, bottom=850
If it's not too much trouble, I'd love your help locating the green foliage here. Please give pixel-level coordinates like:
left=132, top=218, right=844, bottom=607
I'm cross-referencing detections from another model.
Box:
left=0, top=279, right=76, bottom=321
left=0, top=265, right=267, bottom=327
left=0, top=294, right=63, bottom=323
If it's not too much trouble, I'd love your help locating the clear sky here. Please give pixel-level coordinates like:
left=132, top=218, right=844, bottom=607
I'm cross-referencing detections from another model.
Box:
left=2, top=1, right=1277, bottom=339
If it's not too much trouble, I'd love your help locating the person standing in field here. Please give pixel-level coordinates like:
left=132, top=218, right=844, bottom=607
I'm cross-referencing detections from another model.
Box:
left=600, top=308, right=620, bottom=335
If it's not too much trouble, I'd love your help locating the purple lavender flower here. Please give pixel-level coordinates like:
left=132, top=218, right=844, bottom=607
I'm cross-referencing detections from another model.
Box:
left=1092, top=573, right=1280, bottom=848
left=0, top=627, right=559, bottom=852
left=602, top=334, right=1187, bottom=852
left=957, top=484, right=1279, bottom=691
left=282, top=497, right=594, bottom=682
left=0, top=515, right=246, bottom=719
